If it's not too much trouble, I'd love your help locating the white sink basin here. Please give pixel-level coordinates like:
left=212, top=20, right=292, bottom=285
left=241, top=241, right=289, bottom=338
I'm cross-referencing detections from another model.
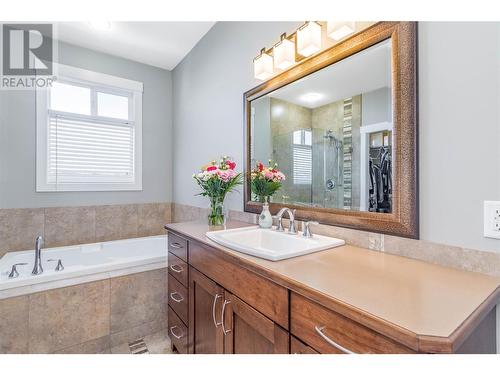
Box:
left=205, top=226, right=345, bottom=261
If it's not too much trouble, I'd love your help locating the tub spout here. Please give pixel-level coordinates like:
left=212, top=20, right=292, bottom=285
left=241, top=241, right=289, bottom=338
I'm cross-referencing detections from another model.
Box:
left=32, top=235, right=44, bottom=275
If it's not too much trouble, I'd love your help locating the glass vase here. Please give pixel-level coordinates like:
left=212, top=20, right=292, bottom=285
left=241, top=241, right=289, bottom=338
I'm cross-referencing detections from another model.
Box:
left=208, top=197, right=226, bottom=226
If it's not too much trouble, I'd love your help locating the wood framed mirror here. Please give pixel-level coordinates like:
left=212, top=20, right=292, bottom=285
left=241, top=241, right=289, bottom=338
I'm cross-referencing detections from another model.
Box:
left=244, top=22, right=418, bottom=238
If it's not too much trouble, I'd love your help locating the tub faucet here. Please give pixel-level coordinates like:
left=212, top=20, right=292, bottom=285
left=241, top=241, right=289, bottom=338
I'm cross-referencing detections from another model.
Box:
left=32, top=235, right=44, bottom=275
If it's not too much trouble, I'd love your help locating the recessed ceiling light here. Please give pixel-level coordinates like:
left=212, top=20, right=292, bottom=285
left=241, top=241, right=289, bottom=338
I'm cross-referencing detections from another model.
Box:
left=300, top=92, right=323, bottom=103
left=88, top=21, right=112, bottom=31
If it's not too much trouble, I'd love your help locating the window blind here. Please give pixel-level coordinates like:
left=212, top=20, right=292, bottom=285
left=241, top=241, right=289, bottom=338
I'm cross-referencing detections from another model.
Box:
left=47, top=113, right=135, bottom=185
left=293, top=144, right=312, bottom=185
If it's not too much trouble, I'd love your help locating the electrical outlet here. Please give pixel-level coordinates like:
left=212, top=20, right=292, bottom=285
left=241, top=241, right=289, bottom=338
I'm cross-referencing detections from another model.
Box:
left=484, top=201, right=500, bottom=239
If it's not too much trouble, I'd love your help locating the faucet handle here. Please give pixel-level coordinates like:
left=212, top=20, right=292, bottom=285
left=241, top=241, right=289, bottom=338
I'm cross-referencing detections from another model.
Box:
left=47, top=259, right=64, bottom=272
left=302, top=221, right=319, bottom=238
left=9, top=263, right=28, bottom=278
left=288, top=218, right=297, bottom=235
left=273, top=216, right=285, bottom=232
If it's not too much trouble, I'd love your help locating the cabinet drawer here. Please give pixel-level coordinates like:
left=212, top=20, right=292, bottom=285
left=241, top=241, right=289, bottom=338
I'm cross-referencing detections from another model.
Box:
left=168, top=274, right=188, bottom=325
left=189, top=240, right=289, bottom=328
left=168, top=252, right=188, bottom=287
left=291, top=336, right=319, bottom=354
left=291, top=293, right=414, bottom=354
left=168, top=307, right=188, bottom=354
left=168, top=232, right=188, bottom=262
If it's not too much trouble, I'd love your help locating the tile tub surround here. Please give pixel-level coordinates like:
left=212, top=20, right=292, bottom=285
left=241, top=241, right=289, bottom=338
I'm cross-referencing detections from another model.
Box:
left=171, top=203, right=500, bottom=277
left=0, top=268, right=167, bottom=354
left=0, top=203, right=171, bottom=258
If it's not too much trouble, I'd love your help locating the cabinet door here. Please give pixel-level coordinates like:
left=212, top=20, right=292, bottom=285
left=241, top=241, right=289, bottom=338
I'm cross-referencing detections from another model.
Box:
left=222, top=291, right=289, bottom=354
left=291, top=336, right=319, bottom=354
left=188, top=267, right=225, bottom=354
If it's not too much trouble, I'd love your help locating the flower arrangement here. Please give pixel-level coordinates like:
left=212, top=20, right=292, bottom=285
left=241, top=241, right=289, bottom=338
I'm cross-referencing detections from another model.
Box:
left=193, top=156, right=243, bottom=225
left=250, top=160, right=286, bottom=203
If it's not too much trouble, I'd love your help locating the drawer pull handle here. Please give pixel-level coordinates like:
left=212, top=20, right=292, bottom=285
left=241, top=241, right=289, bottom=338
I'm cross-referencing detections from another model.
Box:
left=169, top=264, right=183, bottom=273
left=315, top=326, right=356, bottom=354
left=170, top=242, right=183, bottom=249
left=212, top=293, right=222, bottom=327
left=170, top=292, right=184, bottom=303
left=170, top=325, right=185, bottom=340
left=221, top=300, right=231, bottom=335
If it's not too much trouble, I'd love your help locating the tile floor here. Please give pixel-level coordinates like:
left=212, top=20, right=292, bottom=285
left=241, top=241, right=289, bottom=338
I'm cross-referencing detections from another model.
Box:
left=110, top=330, right=173, bottom=354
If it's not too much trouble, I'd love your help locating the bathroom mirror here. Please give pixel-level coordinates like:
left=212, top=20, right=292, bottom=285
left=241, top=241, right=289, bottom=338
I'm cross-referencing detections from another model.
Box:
left=244, top=22, right=418, bottom=238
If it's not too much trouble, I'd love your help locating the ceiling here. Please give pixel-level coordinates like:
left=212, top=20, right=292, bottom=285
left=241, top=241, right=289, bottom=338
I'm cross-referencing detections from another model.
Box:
left=268, top=39, right=392, bottom=109
left=52, top=22, right=215, bottom=70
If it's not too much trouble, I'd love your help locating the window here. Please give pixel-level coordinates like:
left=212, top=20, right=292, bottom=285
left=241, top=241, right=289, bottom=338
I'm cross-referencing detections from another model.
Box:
left=293, top=129, right=312, bottom=185
left=36, top=64, right=143, bottom=191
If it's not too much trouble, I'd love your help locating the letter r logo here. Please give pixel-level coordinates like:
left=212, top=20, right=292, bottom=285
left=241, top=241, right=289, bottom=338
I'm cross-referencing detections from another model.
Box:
left=2, top=24, right=53, bottom=76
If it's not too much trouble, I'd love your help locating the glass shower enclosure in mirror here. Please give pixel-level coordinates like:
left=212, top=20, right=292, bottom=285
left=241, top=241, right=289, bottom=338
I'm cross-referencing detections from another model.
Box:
left=250, top=39, right=392, bottom=213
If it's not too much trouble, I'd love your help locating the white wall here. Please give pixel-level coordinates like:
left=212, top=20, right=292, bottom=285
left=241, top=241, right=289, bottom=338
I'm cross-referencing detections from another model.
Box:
left=0, top=41, right=173, bottom=208
left=172, top=21, right=500, bottom=254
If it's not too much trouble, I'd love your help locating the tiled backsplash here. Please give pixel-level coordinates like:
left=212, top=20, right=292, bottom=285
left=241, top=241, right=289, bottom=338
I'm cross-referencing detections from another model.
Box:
left=0, top=203, right=171, bottom=257
left=171, top=203, right=500, bottom=278
left=2, top=201, right=499, bottom=278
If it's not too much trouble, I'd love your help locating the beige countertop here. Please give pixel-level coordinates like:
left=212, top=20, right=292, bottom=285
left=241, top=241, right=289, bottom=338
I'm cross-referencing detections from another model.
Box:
left=165, top=220, right=500, bottom=342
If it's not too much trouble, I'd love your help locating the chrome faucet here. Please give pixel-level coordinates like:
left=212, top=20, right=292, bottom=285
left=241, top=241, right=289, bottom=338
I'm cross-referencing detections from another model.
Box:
left=32, top=235, right=44, bottom=275
left=274, top=208, right=297, bottom=234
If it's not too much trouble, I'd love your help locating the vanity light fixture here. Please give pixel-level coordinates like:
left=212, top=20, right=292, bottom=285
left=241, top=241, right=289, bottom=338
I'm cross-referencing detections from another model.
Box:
left=327, top=21, right=356, bottom=41
left=273, top=33, right=295, bottom=70
left=253, top=48, right=274, bottom=80
left=296, top=21, right=322, bottom=57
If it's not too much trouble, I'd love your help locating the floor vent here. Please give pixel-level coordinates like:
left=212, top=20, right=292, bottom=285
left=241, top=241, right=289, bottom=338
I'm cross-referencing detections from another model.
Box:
left=129, top=338, right=149, bottom=354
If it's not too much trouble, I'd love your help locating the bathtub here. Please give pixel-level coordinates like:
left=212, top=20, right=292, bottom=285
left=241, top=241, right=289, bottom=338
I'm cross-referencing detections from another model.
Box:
left=0, top=235, right=167, bottom=299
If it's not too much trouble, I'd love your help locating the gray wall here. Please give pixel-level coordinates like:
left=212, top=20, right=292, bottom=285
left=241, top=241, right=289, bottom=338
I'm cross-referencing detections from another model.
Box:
left=172, top=22, right=302, bottom=211
left=0, top=41, right=173, bottom=208
left=419, top=22, right=500, bottom=253
left=172, top=21, right=500, bottom=254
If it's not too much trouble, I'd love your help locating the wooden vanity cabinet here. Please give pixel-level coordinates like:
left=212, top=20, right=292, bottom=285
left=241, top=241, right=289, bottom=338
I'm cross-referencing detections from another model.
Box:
left=167, top=227, right=498, bottom=354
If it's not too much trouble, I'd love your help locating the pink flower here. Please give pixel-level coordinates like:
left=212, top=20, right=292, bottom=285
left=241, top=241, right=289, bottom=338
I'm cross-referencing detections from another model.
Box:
left=217, top=169, right=234, bottom=182
left=264, top=170, right=274, bottom=180
left=206, top=166, right=217, bottom=172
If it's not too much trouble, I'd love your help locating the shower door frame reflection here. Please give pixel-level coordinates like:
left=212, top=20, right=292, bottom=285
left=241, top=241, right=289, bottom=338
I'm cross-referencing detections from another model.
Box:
left=243, top=21, right=418, bottom=239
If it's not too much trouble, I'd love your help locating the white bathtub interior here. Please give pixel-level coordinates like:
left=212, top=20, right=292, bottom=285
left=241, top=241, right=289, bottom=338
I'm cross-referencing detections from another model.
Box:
left=0, top=235, right=167, bottom=298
